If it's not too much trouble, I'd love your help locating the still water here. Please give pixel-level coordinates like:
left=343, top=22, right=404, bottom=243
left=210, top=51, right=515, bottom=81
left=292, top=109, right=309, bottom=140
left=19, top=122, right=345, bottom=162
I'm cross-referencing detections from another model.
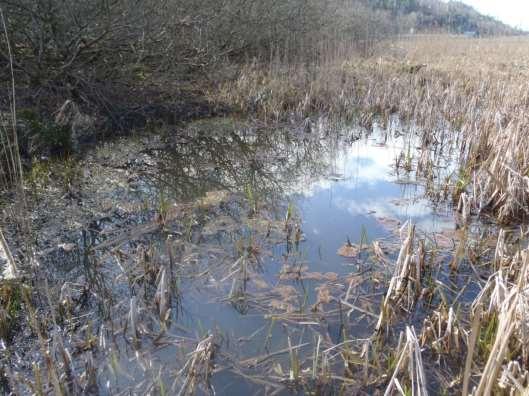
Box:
left=91, top=118, right=466, bottom=394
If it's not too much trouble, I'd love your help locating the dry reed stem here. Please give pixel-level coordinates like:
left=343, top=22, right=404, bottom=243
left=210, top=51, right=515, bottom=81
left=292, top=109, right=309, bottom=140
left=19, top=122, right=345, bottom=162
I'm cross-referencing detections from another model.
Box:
left=470, top=250, right=529, bottom=395
left=0, top=227, right=17, bottom=278
left=376, top=222, right=418, bottom=332
left=384, top=326, right=428, bottom=396
left=462, top=304, right=482, bottom=396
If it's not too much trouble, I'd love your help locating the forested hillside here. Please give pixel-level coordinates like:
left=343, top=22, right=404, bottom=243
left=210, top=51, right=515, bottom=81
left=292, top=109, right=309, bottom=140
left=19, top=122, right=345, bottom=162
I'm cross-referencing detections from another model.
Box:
left=366, top=0, right=523, bottom=35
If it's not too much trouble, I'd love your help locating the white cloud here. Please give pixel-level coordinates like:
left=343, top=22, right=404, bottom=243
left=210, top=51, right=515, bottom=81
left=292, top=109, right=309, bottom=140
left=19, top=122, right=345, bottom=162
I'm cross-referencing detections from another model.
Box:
left=291, top=126, right=454, bottom=234
left=292, top=132, right=411, bottom=197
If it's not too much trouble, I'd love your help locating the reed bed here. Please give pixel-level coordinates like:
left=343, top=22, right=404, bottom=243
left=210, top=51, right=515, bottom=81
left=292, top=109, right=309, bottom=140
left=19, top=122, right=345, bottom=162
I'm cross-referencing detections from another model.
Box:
left=217, top=35, right=529, bottom=224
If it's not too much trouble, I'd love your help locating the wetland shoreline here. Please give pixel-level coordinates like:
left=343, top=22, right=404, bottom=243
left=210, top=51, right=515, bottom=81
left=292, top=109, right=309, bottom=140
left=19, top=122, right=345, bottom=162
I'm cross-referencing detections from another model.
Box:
left=2, top=35, right=529, bottom=395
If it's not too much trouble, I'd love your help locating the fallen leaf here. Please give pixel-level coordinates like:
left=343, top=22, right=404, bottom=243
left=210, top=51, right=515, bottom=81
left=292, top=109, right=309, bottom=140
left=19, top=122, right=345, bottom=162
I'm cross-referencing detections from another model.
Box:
left=272, top=285, right=298, bottom=301
left=337, top=243, right=360, bottom=258
left=303, top=272, right=339, bottom=281
left=376, top=216, right=401, bottom=234
left=316, top=285, right=332, bottom=304
left=279, top=265, right=308, bottom=280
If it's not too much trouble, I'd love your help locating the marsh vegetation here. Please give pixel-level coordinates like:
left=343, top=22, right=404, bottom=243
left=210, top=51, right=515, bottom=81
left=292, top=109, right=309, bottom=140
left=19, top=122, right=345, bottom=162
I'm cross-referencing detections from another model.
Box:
left=1, top=1, right=529, bottom=395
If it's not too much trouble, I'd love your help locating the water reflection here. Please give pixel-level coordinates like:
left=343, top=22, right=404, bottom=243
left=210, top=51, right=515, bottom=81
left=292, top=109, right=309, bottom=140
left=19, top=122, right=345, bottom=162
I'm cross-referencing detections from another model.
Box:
left=101, top=117, right=457, bottom=394
left=158, top=118, right=451, bottom=232
left=155, top=119, right=452, bottom=272
left=156, top=118, right=329, bottom=205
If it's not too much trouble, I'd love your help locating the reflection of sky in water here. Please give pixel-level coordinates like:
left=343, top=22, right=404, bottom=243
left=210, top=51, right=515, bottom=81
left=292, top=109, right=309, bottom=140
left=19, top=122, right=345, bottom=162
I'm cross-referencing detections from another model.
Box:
left=108, top=124, right=464, bottom=394
left=293, top=133, right=453, bottom=273
left=159, top=127, right=457, bottom=386
left=173, top=129, right=456, bottom=340
left=177, top=131, right=459, bottom=364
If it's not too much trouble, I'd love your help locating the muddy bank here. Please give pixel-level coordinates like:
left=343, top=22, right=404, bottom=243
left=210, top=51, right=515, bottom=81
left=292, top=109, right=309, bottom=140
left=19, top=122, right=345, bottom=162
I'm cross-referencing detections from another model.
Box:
left=7, top=84, right=230, bottom=165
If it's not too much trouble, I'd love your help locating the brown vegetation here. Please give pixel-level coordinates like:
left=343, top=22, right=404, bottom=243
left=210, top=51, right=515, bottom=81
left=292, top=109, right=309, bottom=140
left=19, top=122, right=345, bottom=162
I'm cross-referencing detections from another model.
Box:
left=1, top=0, right=529, bottom=393
left=218, top=35, right=529, bottom=224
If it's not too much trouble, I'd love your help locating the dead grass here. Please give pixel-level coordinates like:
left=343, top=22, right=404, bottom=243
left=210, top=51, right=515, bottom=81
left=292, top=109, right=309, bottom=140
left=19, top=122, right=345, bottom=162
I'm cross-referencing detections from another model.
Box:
left=4, top=33, right=529, bottom=395
left=216, top=35, right=529, bottom=224
left=462, top=249, right=529, bottom=395
left=210, top=36, right=529, bottom=392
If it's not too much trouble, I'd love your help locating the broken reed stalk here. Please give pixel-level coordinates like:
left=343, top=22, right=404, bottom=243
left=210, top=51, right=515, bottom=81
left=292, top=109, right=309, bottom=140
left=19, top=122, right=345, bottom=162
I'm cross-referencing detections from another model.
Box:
left=0, top=228, right=17, bottom=278
left=475, top=295, right=517, bottom=395
left=376, top=222, right=417, bottom=332
left=155, top=265, right=171, bottom=325
left=462, top=304, right=482, bottom=396
left=420, top=305, right=461, bottom=357
left=469, top=250, right=529, bottom=395
left=175, top=335, right=214, bottom=396
left=384, top=326, right=428, bottom=396
left=128, top=296, right=140, bottom=342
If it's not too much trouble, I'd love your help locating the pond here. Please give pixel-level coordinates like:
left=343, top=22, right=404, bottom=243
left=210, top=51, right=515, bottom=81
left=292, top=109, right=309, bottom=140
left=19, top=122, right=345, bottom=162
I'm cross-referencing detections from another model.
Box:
left=8, top=117, right=494, bottom=394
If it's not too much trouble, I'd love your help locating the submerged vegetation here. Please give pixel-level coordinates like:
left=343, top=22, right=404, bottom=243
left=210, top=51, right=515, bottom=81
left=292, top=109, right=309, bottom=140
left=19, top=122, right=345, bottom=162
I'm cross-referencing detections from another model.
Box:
left=1, top=0, right=529, bottom=395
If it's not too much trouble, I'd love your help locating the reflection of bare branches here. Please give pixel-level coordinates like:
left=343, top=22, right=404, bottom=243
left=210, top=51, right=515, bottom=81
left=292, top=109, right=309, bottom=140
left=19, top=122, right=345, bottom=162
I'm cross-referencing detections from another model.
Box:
left=156, top=121, right=332, bottom=205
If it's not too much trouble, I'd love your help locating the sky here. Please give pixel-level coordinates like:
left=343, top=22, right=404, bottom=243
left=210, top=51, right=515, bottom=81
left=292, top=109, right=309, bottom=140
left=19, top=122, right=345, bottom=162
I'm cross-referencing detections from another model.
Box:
left=460, top=0, right=529, bottom=30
